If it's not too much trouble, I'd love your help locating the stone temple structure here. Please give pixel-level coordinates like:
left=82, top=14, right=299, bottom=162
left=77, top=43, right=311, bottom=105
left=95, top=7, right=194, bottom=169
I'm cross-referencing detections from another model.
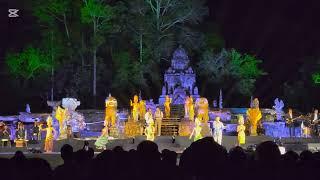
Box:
left=159, top=46, right=200, bottom=104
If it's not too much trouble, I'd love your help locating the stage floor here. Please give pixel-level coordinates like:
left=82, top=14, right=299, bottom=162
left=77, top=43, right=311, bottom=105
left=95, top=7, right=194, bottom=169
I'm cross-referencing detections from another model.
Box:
left=1, top=135, right=320, bottom=168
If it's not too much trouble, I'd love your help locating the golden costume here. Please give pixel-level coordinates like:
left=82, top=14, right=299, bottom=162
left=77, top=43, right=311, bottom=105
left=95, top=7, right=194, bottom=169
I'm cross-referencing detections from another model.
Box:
left=55, top=106, right=68, bottom=139
left=185, top=96, right=195, bottom=121
left=237, top=115, right=246, bottom=145
left=196, top=97, right=209, bottom=123
left=130, top=95, right=140, bottom=122
left=247, top=98, right=262, bottom=136
left=43, top=116, right=56, bottom=153
left=105, top=94, right=118, bottom=127
left=164, top=95, right=171, bottom=118
left=139, top=100, right=146, bottom=122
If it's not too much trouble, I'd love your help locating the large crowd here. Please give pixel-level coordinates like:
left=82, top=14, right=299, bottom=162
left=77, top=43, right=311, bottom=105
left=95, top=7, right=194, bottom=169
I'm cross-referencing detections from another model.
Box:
left=1, top=137, right=320, bottom=180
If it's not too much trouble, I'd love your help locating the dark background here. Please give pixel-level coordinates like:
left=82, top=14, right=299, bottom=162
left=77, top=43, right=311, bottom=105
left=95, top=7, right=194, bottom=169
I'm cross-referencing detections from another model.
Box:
left=1, top=0, right=320, bottom=114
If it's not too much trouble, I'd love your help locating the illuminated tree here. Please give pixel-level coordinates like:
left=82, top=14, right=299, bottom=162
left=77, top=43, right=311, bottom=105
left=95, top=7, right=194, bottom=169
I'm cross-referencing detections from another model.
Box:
left=6, top=47, right=51, bottom=80
left=81, top=0, right=114, bottom=101
left=312, top=72, right=320, bottom=84
left=198, top=49, right=265, bottom=96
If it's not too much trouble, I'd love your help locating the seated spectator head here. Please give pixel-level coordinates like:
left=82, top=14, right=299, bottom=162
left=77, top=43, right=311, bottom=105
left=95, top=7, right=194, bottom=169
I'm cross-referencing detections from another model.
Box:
left=229, top=146, right=247, bottom=161
left=60, top=144, right=73, bottom=162
left=137, top=140, right=160, bottom=161
left=161, top=149, right=177, bottom=165
left=255, top=141, right=281, bottom=161
left=300, top=150, right=313, bottom=161
left=11, top=151, right=26, bottom=161
left=282, top=150, right=299, bottom=161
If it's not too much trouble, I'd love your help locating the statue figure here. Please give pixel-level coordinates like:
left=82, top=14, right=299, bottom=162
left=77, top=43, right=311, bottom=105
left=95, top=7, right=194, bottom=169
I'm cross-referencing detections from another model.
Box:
left=139, top=100, right=146, bottom=122
left=162, top=86, right=166, bottom=95
left=185, top=96, right=195, bottom=120
left=189, top=97, right=195, bottom=121
left=144, top=120, right=155, bottom=141
left=194, top=87, right=199, bottom=95
left=184, top=97, right=191, bottom=118
left=130, top=95, right=140, bottom=122
left=196, top=97, right=209, bottom=123
left=105, top=94, right=118, bottom=127
left=26, top=104, right=31, bottom=113
left=213, top=100, right=217, bottom=108
left=164, top=95, right=172, bottom=118
left=189, top=117, right=202, bottom=141
left=247, top=98, right=262, bottom=136
left=55, top=106, right=68, bottom=139
left=273, top=98, right=284, bottom=121
left=219, top=89, right=223, bottom=109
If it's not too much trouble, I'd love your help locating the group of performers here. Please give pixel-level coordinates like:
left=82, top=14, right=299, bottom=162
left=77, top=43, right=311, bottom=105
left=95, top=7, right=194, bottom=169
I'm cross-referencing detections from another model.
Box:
left=285, top=108, right=320, bottom=137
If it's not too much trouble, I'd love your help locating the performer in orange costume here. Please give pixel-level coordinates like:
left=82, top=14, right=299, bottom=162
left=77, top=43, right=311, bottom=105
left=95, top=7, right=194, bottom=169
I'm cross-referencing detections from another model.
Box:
left=246, top=98, right=262, bottom=136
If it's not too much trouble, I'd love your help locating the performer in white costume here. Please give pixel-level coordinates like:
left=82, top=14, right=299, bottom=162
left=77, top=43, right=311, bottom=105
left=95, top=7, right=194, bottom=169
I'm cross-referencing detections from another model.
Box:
left=212, top=116, right=225, bottom=145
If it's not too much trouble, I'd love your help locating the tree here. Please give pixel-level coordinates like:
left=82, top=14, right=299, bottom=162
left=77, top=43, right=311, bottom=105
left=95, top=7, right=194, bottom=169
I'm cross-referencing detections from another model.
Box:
left=6, top=47, right=52, bottom=80
left=198, top=49, right=265, bottom=97
left=144, top=0, right=208, bottom=62
left=112, top=51, right=147, bottom=96
left=81, top=0, right=114, bottom=103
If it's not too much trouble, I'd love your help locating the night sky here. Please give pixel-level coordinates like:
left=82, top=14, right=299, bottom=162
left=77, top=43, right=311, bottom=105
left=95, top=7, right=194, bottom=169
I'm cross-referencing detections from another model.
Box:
left=1, top=0, right=320, bottom=113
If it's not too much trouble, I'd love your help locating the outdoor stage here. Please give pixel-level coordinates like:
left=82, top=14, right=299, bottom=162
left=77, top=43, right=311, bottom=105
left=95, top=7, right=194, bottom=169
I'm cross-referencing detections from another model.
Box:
left=1, top=135, right=320, bottom=155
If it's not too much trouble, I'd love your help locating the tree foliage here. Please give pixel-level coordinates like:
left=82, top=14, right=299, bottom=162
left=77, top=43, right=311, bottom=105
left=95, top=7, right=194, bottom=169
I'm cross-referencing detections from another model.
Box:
left=198, top=49, right=265, bottom=95
left=6, top=47, right=52, bottom=80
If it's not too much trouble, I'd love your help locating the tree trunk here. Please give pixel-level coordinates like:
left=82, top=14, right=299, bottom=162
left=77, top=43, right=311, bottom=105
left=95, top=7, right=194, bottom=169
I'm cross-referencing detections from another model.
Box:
left=51, top=31, right=54, bottom=101
left=93, top=21, right=97, bottom=107
left=63, top=14, right=70, bottom=40
left=139, top=34, right=143, bottom=62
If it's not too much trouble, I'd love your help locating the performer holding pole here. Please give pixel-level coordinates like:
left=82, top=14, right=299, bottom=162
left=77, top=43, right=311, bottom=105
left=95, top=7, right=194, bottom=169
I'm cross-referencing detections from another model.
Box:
left=212, top=116, right=225, bottom=145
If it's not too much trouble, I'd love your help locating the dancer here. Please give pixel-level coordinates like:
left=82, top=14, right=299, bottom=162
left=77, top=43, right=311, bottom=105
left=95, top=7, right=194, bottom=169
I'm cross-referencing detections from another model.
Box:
left=212, top=116, right=225, bottom=145
left=237, top=115, right=246, bottom=146
left=145, top=108, right=154, bottom=125
left=189, top=117, right=202, bottom=141
left=154, top=107, right=163, bottom=136
left=95, top=126, right=109, bottom=150
left=41, top=116, right=56, bottom=153
left=144, top=120, right=155, bottom=141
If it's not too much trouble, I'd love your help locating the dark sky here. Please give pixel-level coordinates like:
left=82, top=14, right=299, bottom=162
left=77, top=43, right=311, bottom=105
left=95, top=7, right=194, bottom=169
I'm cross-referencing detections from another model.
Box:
left=1, top=0, right=320, bottom=112
left=208, top=0, right=320, bottom=105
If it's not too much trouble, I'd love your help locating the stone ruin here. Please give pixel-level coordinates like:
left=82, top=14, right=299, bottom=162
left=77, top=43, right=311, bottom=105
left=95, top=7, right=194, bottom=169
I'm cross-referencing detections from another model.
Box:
left=159, top=46, right=200, bottom=104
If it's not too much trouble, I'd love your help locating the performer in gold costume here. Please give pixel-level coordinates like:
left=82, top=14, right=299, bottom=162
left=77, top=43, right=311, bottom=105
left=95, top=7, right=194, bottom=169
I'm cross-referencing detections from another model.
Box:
left=196, top=97, right=209, bottom=123
left=105, top=94, right=118, bottom=127
left=246, top=98, right=262, bottom=136
left=185, top=96, right=195, bottom=121
left=189, top=117, right=202, bottom=141
left=139, top=100, right=146, bottom=122
left=237, top=115, right=246, bottom=145
left=130, top=95, right=140, bottom=122
left=164, top=95, right=172, bottom=118
left=55, top=106, right=68, bottom=139
left=144, top=120, right=155, bottom=141
left=41, top=116, right=56, bottom=153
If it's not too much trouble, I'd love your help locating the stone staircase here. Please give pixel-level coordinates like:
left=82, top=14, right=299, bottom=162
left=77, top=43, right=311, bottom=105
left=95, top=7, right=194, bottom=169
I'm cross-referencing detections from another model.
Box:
left=159, top=105, right=184, bottom=135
